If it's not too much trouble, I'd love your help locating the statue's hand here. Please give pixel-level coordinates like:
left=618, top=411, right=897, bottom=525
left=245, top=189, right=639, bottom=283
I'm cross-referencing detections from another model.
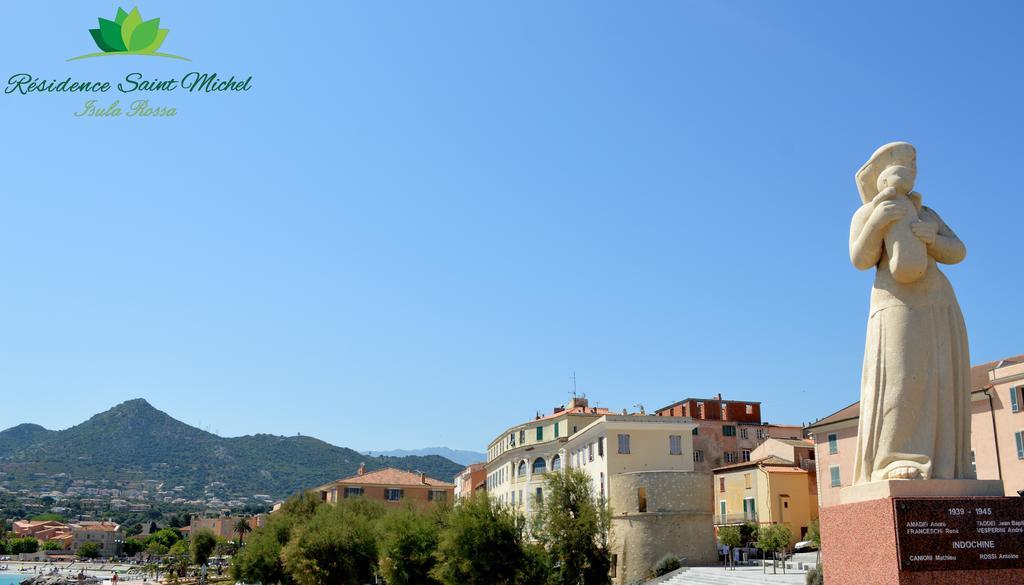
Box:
left=911, top=220, right=938, bottom=245
left=870, top=199, right=906, bottom=228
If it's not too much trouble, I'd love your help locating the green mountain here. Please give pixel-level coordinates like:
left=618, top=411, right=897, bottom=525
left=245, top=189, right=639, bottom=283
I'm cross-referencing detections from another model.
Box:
left=0, top=399, right=464, bottom=499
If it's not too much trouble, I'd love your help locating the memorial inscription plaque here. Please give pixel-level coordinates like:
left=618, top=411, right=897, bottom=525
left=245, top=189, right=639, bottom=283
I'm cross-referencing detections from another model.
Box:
left=894, top=497, right=1024, bottom=572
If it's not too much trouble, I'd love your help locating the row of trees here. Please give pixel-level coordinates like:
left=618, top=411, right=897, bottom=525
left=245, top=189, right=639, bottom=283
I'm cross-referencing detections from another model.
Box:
left=231, top=469, right=612, bottom=585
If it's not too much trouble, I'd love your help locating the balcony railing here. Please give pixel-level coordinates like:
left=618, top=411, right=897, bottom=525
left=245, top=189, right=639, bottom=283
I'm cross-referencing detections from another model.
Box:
left=716, top=513, right=758, bottom=525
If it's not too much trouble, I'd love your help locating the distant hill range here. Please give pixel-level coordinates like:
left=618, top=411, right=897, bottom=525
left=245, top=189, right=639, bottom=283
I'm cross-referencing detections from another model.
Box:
left=0, top=399, right=464, bottom=500
left=363, top=447, right=485, bottom=467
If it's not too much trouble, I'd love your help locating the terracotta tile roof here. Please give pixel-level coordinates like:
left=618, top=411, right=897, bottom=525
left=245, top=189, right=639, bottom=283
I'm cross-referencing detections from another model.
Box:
left=72, top=521, right=121, bottom=532
left=712, top=455, right=793, bottom=472
left=971, top=353, right=1024, bottom=390
left=338, top=467, right=454, bottom=487
left=807, top=354, right=1024, bottom=431
left=805, top=401, right=860, bottom=430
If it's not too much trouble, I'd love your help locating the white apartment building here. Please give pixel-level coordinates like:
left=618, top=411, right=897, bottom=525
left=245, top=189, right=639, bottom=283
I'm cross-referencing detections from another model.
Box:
left=484, top=398, right=717, bottom=584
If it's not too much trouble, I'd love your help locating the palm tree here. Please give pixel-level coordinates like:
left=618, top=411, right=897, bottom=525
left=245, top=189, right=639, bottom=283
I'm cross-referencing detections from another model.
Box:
left=233, top=517, right=252, bottom=548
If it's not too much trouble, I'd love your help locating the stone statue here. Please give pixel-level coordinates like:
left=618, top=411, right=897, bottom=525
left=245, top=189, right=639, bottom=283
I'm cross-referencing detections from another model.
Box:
left=849, top=142, right=974, bottom=483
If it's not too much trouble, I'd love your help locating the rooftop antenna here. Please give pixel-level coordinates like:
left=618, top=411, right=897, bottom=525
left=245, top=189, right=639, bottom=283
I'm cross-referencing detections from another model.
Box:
left=572, top=371, right=578, bottom=396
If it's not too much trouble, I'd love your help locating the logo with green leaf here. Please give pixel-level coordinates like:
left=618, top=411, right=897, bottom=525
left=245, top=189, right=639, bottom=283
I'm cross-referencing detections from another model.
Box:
left=69, top=7, right=189, bottom=62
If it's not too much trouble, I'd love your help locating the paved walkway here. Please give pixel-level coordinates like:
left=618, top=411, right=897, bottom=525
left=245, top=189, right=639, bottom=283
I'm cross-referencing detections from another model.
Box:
left=656, top=565, right=810, bottom=584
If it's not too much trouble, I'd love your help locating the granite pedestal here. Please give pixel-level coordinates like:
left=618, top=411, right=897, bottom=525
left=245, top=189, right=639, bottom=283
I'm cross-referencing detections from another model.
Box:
left=821, top=480, right=1024, bottom=585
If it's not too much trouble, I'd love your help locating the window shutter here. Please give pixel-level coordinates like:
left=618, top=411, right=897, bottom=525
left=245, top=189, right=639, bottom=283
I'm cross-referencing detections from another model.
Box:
left=1012, top=387, right=1020, bottom=413
left=1016, top=431, right=1024, bottom=460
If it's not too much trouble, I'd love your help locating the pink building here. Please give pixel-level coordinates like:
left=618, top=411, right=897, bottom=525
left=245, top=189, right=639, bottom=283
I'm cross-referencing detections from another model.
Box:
left=807, top=353, right=1024, bottom=507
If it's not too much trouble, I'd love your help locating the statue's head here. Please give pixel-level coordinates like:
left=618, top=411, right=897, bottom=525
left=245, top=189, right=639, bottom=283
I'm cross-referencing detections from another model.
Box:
left=876, top=165, right=915, bottom=197
left=855, top=142, right=917, bottom=204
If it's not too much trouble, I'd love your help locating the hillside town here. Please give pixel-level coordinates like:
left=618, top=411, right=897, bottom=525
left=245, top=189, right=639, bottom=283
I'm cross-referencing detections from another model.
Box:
left=4, top=351, right=1022, bottom=584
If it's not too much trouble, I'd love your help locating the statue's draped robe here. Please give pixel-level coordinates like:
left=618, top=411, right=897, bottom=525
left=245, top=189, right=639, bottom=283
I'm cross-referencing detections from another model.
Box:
left=853, top=206, right=974, bottom=483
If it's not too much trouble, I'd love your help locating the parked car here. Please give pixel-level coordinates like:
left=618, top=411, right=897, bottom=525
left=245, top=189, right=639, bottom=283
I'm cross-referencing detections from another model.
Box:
left=793, top=540, right=818, bottom=553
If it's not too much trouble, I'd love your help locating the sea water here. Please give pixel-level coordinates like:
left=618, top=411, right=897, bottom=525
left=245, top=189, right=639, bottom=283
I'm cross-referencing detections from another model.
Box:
left=0, top=574, right=23, bottom=585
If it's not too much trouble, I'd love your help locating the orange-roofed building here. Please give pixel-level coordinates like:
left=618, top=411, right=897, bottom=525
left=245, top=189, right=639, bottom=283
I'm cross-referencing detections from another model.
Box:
left=313, top=465, right=454, bottom=507
left=454, top=463, right=486, bottom=500
left=712, top=451, right=819, bottom=547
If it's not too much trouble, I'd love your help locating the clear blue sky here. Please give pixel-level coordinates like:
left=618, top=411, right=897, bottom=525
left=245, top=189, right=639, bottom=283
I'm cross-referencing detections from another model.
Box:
left=2, top=1, right=1022, bottom=454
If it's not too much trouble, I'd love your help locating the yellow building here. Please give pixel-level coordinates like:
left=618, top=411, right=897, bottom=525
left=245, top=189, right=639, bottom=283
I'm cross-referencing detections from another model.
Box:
left=712, top=451, right=818, bottom=547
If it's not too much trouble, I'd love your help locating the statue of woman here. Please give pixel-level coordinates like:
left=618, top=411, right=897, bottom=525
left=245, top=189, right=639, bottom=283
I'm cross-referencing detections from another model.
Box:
left=849, top=142, right=974, bottom=483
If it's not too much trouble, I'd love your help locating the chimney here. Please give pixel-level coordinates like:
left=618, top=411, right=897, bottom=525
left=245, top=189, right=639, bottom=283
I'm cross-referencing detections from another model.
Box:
left=420, top=472, right=427, bottom=484
left=357, top=463, right=366, bottom=476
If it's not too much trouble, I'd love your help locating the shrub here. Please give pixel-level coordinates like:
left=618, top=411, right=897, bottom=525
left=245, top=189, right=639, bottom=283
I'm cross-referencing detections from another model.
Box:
left=805, top=566, right=824, bottom=585
left=653, top=553, right=681, bottom=576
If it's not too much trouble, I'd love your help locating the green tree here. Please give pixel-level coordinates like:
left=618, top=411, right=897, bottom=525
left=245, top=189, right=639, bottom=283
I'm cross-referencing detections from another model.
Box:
left=653, top=553, right=681, bottom=577
left=191, top=528, right=218, bottom=567
left=718, top=525, right=743, bottom=569
left=123, top=538, right=145, bottom=557
left=431, top=494, right=532, bottom=585
left=234, top=516, right=253, bottom=547
left=806, top=519, right=821, bottom=564
left=281, top=498, right=383, bottom=585
left=231, top=514, right=295, bottom=585
left=144, top=527, right=181, bottom=549
left=168, top=538, right=190, bottom=560
left=31, top=513, right=64, bottom=522
left=10, top=537, right=39, bottom=554
left=145, top=542, right=169, bottom=557
left=378, top=506, right=444, bottom=585
left=532, top=469, right=611, bottom=585
left=755, top=524, right=793, bottom=574
left=41, top=540, right=64, bottom=551
left=77, top=542, right=102, bottom=559
left=739, top=521, right=759, bottom=546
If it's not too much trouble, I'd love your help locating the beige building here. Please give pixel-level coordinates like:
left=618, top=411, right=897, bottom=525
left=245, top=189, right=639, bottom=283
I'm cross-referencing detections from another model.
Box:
left=485, top=397, right=716, bottom=584
left=453, top=463, right=486, bottom=500
left=190, top=515, right=265, bottom=541
left=712, top=438, right=818, bottom=546
left=314, top=465, right=455, bottom=508
left=807, top=353, right=1024, bottom=507
left=70, top=521, right=124, bottom=558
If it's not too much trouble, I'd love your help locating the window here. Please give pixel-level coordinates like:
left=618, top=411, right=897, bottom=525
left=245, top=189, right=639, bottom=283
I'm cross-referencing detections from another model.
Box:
left=740, top=428, right=748, bottom=439
left=344, top=487, right=363, bottom=498
left=719, top=477, right=726, bottom=492
left=693, top=450, right=704, bottom=462
left=830, top=465, right=841, bottom=487
left=744, top=473, right=752, bottom=489
left=618, top=434, right=631, bottom=454
left=637, top=487, right=647, bottom=513
left=520, top=429, right=526, bottom=444
left=692, top=427, right=699, bottom=436
left=1012, top=387, right=1021, bottom=413
left=551, top=454, right=561, bottom=471
left=719, top=500, right=727, bottom=518
left=828, top=433, right=839, bottom=455
left=518, top=490, right=523, bottom=503
left=386, top=488, right=404, bottom=501
left=722, top=425, right=736, bottom=437
left=724, top=451, right=737, bottom=463
left=598, top=436, right=604, bottom=457
left=589, top=442, right=595, bottom=462
left=742, top=449, right=751, bottom=462
left=610, top=555, right=617, bottom=578
left=600, top=472, right=605, bottom=497
left=535, top=487, right=543, bottom=503
left=669, top=435, right=682, bottom=455
left=518, top=460, right=527, bottom=478
left=971, top=450, right=977, bottom=475
left=745, top=404, right=753, bottom=414
left=743, top=497, right=756, bottom=520
left=428, top=490, right=447, bottom=502
left=532, top=457, right=547, bottom=475
left=757, top=429, right=766, bottom=440
left=1016, top=431, right=1024, bottom=460
left=554, top=422, right=560, bottom=438
left=536, top=426, right=544, bottom=441
left=510, top=491, right=515, bottom=505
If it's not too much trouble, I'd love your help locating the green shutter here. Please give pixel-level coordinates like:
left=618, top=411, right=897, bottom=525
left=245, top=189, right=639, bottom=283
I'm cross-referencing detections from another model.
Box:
left=1012, top=387, right=1020, bottom=413
left=1016, top=432, right=1024, bottom=460
left=536, top=426, right=543, bottom=441
left=554, top=422, right=559, bottom=438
